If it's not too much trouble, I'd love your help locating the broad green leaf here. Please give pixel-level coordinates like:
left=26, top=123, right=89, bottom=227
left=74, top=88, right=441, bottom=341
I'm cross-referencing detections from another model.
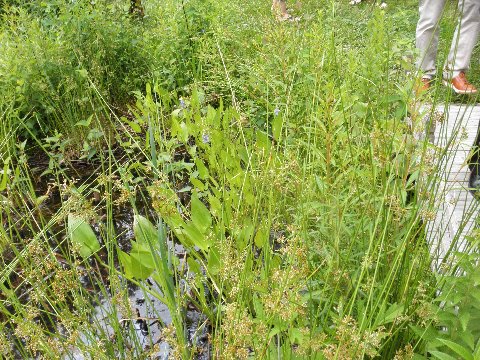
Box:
left=256, top=131, right=271, bottom=152
left=118, top=250, right=154, bottom=280
left=269, top=327, right=281, bottom=339
left=252, top=295, right=264, bottom=318
left=171, top=108, right=183, bottom=118
left=130, top=241, right=156, bottom=269
left=410, top=325, right=437, bottom=342
left=474, top=339, right=480, bottom=358
left=76, top=68, right=88, bottom=78
left=237, top=147, right=249, bottom=165
left=437, top=339, right=473, bottom=360
left=75, top=114, right=93, bottom=127
left=0, top=157, right=10, bottom=192
left=406, top=170, right=420, bottom=188
left=412, top=355, right=428, bottom=360
left=34, top=195, right=49, bottom=206
left=289, top=328, right=305, bottom=344
left=428, top=350, right=458, bottom=360
left=463, top=332, right=475, bottom=352
left=208, top=194, right=222, bottom=219
left=254, top=224, right=269, bottom=248
left=128, top=255, right=155, bottom=280
left=68, top=214, right=100, bottom=258
left=272, top=115, right=283, bottom=141
left=195, top=158, right=209, bottom=180
left=191, top=195, right=212, bottom=234
left=190, top=177, right=205, bottom=191
left=376, top=303, right=404, bottom=326
left=168, top=217, right=193, bottom=247
left=182, top=222, right=211, bottom=250
left=459, top=312, right=471, bottom=333
left=118, top=250, right=134, bottom=279
left=236, top=219, right=254, bottom=249
left=187, top=257, right=202, bottom=276
left=207, top=247, right=220, bottom=275
left=134, top=215, right=157, bottom=246
left=127, top=119, right=142, bottom=133
left=353, top=101, right=368, bottom=118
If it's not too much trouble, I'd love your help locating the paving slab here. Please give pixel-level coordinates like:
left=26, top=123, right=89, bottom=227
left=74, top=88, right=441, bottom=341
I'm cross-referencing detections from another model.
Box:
left=426, top=104, right=480, bottom=268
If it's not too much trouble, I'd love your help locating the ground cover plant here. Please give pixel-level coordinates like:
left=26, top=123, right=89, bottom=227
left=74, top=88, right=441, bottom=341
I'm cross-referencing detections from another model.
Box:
left=1, top=0, right=479, bottom=359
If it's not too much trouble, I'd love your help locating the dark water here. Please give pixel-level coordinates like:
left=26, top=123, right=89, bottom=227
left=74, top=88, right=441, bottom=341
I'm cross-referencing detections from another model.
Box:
left=3, top=156, right=210, bottom=359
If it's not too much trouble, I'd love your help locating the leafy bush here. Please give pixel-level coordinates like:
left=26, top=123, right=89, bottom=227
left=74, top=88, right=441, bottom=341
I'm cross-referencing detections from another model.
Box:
left=418, top=243, right=480, bottom=359
left=0, top=0, right=177, bottom=150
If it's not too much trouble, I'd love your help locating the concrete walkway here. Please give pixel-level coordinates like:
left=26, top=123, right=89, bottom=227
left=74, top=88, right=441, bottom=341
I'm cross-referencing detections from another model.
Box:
left=426, top=104, right=479, bottom=267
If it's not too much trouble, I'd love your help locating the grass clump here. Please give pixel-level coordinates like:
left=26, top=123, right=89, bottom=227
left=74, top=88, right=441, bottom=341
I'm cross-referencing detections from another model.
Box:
left=1, top=0, right=479, bottom=359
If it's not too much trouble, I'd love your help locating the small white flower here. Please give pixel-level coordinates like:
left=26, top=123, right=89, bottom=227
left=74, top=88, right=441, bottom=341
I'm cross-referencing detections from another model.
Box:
left=379, top=2, right=387, bottom=9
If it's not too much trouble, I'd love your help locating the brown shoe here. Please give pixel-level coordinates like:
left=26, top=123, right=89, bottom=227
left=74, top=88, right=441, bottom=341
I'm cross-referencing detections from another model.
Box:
left=415, top=77, right=432, bottom=96
left=443, top=72, right=478, bottom=94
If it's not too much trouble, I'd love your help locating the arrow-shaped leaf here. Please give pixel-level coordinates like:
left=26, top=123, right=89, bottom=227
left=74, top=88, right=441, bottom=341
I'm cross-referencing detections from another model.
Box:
left=75, top=114, right=93, bottom=127
left=191, top=194, right=212, bottom=234
left=134, top=215, right=157, bottom=246
left=68, top=214, right=100, bottom=259
left=182, top=221, right=211, bottom=251
left=437, top=339, right=473, bottom=360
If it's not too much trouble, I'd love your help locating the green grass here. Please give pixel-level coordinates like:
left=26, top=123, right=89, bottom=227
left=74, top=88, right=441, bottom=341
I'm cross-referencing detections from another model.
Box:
left=1, top=0, right=480, bottom=359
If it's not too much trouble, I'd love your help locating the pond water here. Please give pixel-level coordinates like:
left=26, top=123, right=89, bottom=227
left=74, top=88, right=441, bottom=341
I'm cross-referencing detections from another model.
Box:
left=3, top=156, right=210, bottom=359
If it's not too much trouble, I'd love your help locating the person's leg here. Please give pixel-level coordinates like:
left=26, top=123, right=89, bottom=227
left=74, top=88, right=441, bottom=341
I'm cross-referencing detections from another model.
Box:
left=416, top=0, right=448, bottom=79
left=451, top=0, right=480, bottom=195
left=444, top=0, right=480, bottom=79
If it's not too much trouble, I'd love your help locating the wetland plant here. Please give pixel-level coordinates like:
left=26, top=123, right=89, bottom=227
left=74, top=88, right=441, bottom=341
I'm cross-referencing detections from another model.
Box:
left=1, top=0, right=479, bottom=359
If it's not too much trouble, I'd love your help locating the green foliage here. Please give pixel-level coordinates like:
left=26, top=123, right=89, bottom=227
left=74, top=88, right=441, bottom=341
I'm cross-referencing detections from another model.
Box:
left=119, top=215, right=158, bottom=280
left=1, top=0, right=479, bottom=359
left=68, top=214, right=101, bottom=258
left=128, top=70, right=433, bottom=356
left=421, top=248, right=480, bottom=359
left=0, top=0, right=150, bottom=150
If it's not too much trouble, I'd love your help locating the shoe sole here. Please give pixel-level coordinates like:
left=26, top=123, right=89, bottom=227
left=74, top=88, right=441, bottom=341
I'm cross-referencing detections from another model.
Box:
left=442, top=80, right=478, bottom=95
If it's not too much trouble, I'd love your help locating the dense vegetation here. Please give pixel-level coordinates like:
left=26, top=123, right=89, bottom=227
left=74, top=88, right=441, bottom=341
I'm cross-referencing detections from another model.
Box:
left=1, top=0, right=479, bottom=359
